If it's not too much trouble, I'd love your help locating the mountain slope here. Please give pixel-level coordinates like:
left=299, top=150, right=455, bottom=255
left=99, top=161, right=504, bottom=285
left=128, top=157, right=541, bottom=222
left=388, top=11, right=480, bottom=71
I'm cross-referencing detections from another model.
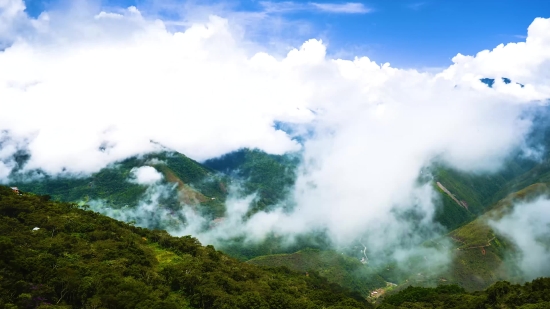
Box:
left=204, top=148, right=299, bottom=214
left=430, top=155, right=537, bottom=230
left=248, top=248, right=388, bottom=297
left=378, top=278, right=550, bottom=308
left=438, top=183, right=550, bottom=291
left=0, top=185, right=371, bottom=309
left=9, top=151, right=228, bottom=217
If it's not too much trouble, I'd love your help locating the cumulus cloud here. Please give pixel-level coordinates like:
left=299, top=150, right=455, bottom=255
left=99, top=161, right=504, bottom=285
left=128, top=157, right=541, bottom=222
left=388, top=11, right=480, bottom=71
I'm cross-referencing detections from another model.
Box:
left=0, top=0, right=26, bottom=44
left=490, top=198, right=550, bottom=280
left=1, top=0, right=550, bottom=267
left=129, top=166, right=163, bottom=185
left=439, top=18, right=550, bottom=100
left=309, top=2, right=370, bottom=14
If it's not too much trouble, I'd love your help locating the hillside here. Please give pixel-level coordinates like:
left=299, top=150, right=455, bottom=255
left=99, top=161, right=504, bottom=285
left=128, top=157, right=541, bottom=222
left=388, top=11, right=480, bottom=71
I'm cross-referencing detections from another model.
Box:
left=248, top=249, right=388, bottom=297
left=377, top=278, right=550, bottom=308
left=430, top=156, right=536, bottom=230
left=203, top=148, right=300, bottom=214
left=9, top=151, right=228, bottom=217
left=0, top=185, right=371, bottom=309
left=11, top=146, right=541, bottom=235
left=438, top=182, right=550, bottom=291
left=7, top=146, right=550, bottom=297
left=245, top=182, right=550, bottom=296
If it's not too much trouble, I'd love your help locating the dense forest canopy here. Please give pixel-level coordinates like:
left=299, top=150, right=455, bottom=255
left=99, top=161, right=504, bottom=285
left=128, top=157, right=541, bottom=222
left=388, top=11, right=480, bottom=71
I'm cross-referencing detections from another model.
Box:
left=2, top=185, right=550, bottom=308
left=0, top=185, right=371, bottom=309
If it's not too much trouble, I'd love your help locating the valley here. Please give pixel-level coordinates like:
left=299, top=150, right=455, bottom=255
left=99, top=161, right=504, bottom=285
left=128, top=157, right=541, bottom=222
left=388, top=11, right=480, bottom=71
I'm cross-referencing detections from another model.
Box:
left=6, top=145, right=550, bottom=303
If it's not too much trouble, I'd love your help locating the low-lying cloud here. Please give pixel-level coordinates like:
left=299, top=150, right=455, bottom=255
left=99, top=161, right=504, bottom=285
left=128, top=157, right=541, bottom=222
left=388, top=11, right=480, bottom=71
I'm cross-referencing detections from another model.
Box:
left=490, top=198, right=550, bottom=280
left=129, top=166, right=163, bottom=185
left=1, top=0, right=550, bottom=271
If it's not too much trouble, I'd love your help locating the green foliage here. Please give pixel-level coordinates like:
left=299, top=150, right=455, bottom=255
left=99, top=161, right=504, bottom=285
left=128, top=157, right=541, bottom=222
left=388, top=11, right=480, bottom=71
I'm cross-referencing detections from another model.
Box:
left=9, top=146, right=550, bottom=301
left=248, top=249, right=387, bottom=297
left=435, top=183, right=550, bottom=291
left=430, top=154, right=536, bottom=229
left=433, top=184, right=474, bottom=230
left=378, top=278, right=550, bottom=308
left=204, top=148, right=299, bottom=213
left=434, top=164, right=519, bottom=214
left=10, top=151, right=227, bottom=211
left=0, top=185, right=371, bottom=308
left=11, top=156, right=148, bottom=207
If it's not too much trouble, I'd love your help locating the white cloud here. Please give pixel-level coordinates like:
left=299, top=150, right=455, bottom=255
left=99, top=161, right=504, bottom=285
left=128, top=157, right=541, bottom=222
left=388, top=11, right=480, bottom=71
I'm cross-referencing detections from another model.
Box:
left=439, top=17, right=550, bottom=99
left=0, top=0, right=27, bottom=45
left=490, top=198, right=550, bottom=280
left=259, top=1, right=305, bottom=13
left=309, top=2, right=371, bottom=14
left=1, top=1, right=550, bottom=266
left=259, top=1, right=371, bottom=14
left=129, top=166, right=163, bottom=185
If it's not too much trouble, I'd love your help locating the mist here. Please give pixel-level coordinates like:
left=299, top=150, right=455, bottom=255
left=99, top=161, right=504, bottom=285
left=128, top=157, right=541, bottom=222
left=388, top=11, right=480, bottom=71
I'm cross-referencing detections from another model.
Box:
left=490, top=198, right=550, bottom=280
left=2, top=0, right=550, bottom=274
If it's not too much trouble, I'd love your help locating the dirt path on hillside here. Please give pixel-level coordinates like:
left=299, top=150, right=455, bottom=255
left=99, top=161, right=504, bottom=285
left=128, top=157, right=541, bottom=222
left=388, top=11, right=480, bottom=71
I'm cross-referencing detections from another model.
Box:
left=457, top=237, right=496, bottom=252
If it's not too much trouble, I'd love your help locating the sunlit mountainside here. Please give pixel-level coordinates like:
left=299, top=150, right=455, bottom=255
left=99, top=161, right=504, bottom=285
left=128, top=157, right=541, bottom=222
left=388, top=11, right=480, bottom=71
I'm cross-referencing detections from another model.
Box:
left=7, top=130, right=550, bottom=298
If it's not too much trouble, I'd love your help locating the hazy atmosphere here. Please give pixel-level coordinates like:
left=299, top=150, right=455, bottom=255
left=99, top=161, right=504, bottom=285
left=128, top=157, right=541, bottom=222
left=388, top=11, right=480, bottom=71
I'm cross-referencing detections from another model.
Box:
left=1, top=1, right=550, bottom=308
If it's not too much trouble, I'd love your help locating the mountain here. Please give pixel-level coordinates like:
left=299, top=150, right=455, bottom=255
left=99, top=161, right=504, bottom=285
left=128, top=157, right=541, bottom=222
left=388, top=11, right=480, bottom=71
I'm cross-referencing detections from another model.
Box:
left=0, top=185, right=372, bottom=309
left=7, top=144, right=550, bottom=298
left=430, top=155, right=537, bottom=230
left=440, top=182, right=550, bottom=291
left=248, top=248, right=388, bottom=297
left=9, top=151, right=229, bottom=218
left=203, top=148, right=300, bottom=214
left=237, top=152, right=550, bottom=295
left=2, top=184, right=549, bottom=308
left=10, top=148, right=301, bottom=220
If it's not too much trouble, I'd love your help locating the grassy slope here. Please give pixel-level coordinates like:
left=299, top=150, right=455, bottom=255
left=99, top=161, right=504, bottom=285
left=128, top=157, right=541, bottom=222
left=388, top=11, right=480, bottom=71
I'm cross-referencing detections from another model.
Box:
left=433, top=183, right=475, bottom=230
left=248, top=249, right=388, bottom=297
left=246, top=182, right=550, bottom=296
left=441, top=183, right=550, bottom=291
left=431, top=156, right=535, bottom=229
left=0, top=185, right=372, bottom=309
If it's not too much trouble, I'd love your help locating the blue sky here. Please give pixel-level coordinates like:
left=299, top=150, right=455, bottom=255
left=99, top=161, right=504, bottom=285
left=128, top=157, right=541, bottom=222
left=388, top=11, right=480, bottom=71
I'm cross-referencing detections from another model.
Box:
left=21, top=0, right=550, bottom=68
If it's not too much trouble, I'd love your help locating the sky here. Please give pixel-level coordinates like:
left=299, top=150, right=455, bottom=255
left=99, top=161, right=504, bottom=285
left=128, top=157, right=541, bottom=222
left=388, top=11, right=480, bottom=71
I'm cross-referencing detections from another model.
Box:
left=20, top=0, right=550, bottom=69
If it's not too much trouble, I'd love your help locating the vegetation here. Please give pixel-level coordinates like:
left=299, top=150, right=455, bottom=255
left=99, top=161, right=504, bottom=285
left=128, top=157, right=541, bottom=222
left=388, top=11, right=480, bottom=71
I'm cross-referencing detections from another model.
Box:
left=433, top=183, right=474, bottom=230
left=0, top=185, right=372, bottom=309
left=378, top=278, right=550, bottom=308
left=8, top=146, right=550, bottom=299
left=429, top=183, right=550, bottom=292
left=203, top=148, right=299, bottom=214
left=431, top=155, right=535, bottom=228
left=10, top=151, right=228, bottom=217
left=248, top=249, right=387, bottom=297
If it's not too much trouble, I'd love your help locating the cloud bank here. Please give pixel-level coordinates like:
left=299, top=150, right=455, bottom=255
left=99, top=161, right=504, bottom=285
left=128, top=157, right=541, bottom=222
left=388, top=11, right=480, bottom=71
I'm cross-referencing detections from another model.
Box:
left=490, top=198, right=550, bottom=280
left=1, top=0, right=550, bottom=267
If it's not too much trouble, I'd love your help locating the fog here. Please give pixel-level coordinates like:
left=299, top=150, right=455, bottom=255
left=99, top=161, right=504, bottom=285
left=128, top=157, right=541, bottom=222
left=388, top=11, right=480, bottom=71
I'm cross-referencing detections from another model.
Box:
left=490, top=198, right=550, bottom=280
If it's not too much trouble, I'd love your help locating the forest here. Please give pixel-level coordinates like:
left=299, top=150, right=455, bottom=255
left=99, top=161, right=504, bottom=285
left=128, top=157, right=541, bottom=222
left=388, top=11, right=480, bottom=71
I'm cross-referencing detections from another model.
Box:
left=0, top=185, right=371, bottom=309
left=2, top=185, right=550, bottom=308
